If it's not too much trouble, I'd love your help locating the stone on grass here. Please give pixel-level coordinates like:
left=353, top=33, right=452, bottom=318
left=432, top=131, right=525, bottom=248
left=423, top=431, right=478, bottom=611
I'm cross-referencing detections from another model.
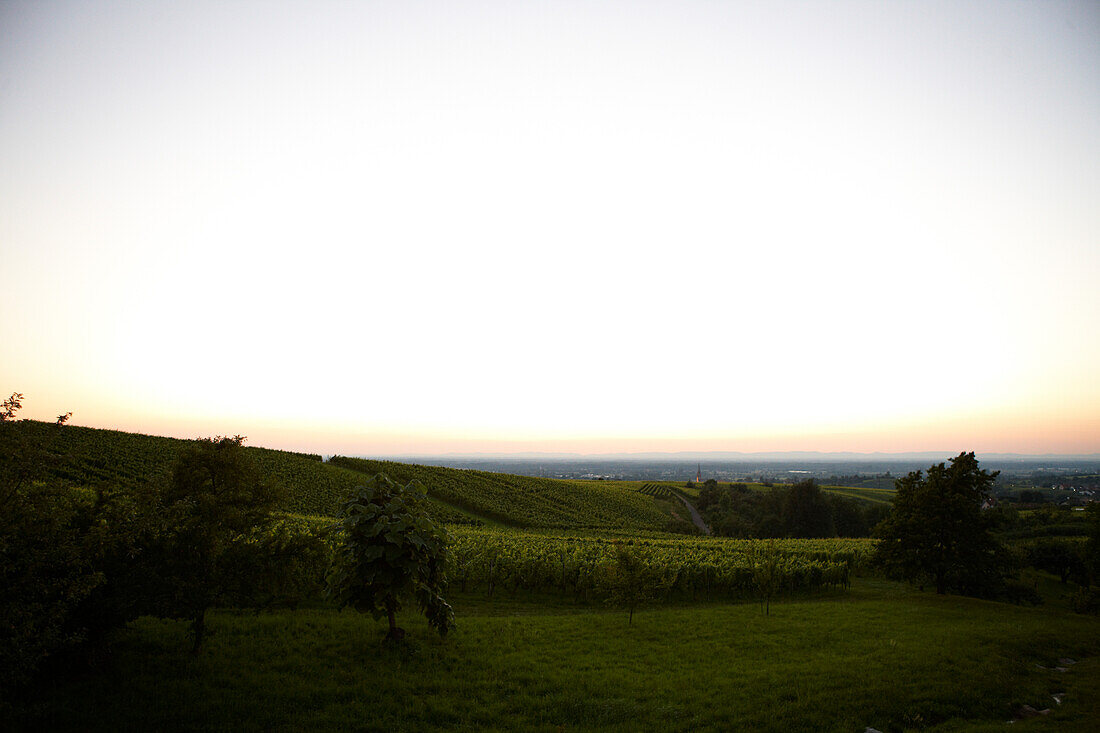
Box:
left=1014, top=704, right=1051, bottom=719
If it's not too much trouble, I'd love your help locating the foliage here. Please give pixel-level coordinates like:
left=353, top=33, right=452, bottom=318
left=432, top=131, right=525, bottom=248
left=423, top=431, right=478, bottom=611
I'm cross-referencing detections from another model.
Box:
left=0, top=395, right=92, bottom=688
left=218, top=516, right=335, bottom=610
left=159, top=436, right=285, bottom=652
left=780, top=480, right=835, bottom=537
left=1086, top=502, right=1100, bottom=585
left=695, top=479, right=885, bottom=538
left=0, top=392, right=23, bottom=421
left=599, top=543, right=669, bottom=624
left=1025, top=539, right=1087, bottom=585
left=445, top=528, right=862, bottom=602
left=66, top=484, right=168, bottom=656
left=749, top=540, right=782, bottom=615
left=327, top=473, right=454, bottom=639
left=0, top=480, right=101, bottom=690
left=0, top=396, right=159, bottom=685
left=874, top=452, right=1009, bottom=596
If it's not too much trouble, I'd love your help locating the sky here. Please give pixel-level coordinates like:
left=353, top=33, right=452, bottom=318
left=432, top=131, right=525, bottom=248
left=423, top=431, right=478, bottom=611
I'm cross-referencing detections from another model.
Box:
left=1, top=0, right=1098, bottom=456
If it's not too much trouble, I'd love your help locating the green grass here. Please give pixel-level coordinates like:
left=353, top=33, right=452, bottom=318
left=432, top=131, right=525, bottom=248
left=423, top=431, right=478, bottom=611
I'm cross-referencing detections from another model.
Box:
left=14, top=579, right=1099, bottom=732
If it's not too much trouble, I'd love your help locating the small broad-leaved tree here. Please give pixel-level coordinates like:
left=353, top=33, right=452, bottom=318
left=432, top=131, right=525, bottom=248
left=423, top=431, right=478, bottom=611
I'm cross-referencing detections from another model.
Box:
left=601, top=542, right=668, bottom=625
left=327, top=473, right=454, bottom=640
left=161, top=435, right=284, bottom=652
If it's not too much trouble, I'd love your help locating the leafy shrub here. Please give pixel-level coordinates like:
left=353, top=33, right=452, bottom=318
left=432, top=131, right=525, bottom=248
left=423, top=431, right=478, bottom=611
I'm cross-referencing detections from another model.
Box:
left=327, top=474, right=454, bottom=640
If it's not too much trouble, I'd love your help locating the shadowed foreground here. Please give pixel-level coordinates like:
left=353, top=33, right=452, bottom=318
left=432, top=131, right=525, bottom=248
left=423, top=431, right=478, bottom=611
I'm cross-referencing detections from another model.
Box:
left=14, top=579, right=1099, bottom=732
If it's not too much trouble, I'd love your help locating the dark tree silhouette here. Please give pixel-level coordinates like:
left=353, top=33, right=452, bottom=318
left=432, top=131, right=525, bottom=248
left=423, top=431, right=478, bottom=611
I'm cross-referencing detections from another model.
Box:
left=161, top=436, right=284, bottom=652
left=874, top=452, right=1007, bottom=596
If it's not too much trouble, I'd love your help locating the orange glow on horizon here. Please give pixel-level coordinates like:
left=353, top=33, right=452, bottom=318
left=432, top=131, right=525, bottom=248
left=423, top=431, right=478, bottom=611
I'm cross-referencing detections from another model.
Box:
left=15, top=400, right=1098, bottom=457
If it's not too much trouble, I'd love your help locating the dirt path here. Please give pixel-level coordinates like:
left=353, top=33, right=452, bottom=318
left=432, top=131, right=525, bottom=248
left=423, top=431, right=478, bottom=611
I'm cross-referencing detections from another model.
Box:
left=675, top=494, right=711, bottom=535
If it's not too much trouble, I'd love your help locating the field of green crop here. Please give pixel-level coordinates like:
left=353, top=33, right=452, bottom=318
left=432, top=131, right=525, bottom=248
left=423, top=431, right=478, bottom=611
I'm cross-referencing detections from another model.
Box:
left=638, top=481, right=675, bottom=498
left=9, top=421, right=482, bottom=526
left=819, top=484, right=897, bottom=504
left=645, top=478, right=896, bottom=504
left=446, top=527, right=865, bottom=600
left=12, top=420, right=681, bottom=529
left=331, top=456, right=671, bottom=530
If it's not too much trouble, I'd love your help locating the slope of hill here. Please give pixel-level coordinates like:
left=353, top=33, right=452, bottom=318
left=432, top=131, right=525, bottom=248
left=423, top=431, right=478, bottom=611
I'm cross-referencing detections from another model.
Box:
left=642, top=479, right=895, bottom=505
left=10, top=421, right=679, bottom=529
left=7, top=421, right=480, bottom=525
left=330, top=456, right=672, bottom=530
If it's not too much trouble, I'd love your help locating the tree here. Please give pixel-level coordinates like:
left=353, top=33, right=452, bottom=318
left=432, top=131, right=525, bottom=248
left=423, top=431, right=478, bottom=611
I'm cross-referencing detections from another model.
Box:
left=1, top=392, right=23, bottom=421
left=1026, top=539, right=1086, bottom=585
left=0, top=477, right=101, bottom=689
left=874, top=452, right=1007, bottom=596
left=1070, top=504, right=1100, bottom=613
left=780, top=479, right=835, bottom=538
left=0, top=393, right=107, bottom=687
left=326, top=473, right=454, bottom=640
left=160, top=436, right=283, bottom=652
left=600, top=543, right=668, bottom=624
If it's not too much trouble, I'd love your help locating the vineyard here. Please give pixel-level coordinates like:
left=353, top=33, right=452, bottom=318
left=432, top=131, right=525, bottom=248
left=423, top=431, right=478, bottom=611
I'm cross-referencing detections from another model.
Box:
left=444, top=527, right=870, bottom=601
left=8, top=421, right=481, bottom=526
left=8, top=420, right=886, bottom=539
left=638, top=482, right=675, bottom=499
left=818, top=485, right=896, bottom=504
left=331, top=456, right=671, bottom=530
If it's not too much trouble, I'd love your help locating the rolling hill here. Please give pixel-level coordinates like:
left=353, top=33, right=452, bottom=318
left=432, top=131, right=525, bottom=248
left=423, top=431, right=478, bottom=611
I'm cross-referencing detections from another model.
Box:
left=8, top=421, right=674, bottom=530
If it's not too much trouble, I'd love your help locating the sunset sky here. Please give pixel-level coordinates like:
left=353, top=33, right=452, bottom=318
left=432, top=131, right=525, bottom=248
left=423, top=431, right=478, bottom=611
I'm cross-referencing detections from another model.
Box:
left=2, top=0, right=1098, bottom=456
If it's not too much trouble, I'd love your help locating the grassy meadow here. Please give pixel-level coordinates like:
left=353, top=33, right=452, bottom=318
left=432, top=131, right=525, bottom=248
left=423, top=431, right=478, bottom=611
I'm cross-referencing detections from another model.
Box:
left=15, top=578, right=1098, bottom=732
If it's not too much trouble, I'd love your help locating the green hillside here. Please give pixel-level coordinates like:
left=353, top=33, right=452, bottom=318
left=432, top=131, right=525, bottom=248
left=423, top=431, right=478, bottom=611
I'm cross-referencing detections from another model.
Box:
left=7, top=420, right=479, bottom=525
left=642, top=479, right=895, bottom=505
left=330, top=456, right=671, bottom=530
left=9, top=421, right=679, bottom=529
left=9, top=421, right=888, bottom=532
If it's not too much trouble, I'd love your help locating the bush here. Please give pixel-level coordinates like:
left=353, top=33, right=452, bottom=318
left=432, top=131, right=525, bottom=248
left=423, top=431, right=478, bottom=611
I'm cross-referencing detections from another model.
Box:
left=0, top=482, right=101, bottom=690
left=1070, top=587, right=1100, bottom=615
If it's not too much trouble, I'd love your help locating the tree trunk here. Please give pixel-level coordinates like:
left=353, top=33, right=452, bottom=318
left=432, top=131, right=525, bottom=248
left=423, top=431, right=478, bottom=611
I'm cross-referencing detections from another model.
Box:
left=386, top=601, right=405, bottom=641
left=191, top=609, right=206, bottom=654
left=629, top=606, right=634, bottom=625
